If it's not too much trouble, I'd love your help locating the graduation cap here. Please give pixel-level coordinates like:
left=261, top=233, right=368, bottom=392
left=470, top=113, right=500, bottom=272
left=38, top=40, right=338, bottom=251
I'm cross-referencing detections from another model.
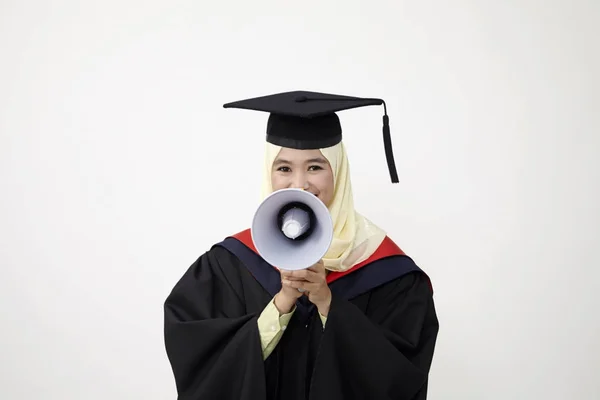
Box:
left=223, top=90, right=399, bottom=183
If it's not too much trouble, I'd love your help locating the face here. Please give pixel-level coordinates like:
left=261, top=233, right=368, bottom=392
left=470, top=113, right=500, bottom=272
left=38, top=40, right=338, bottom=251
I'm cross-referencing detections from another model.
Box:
left=271, top=147, right=335, bottom=207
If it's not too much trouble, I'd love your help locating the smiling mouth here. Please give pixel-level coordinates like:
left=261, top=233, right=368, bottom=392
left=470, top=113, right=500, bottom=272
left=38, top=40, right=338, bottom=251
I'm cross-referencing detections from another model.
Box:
left=301, top=190, right=318, bottom=197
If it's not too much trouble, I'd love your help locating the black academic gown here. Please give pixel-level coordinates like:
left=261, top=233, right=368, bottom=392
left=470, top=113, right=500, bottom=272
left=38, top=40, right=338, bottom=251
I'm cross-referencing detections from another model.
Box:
left=164, top=229, right=439, bottom=400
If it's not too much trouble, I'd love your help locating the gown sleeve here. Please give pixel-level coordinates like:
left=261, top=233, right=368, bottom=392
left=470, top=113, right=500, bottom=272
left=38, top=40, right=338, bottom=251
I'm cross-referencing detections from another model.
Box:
left=163, top=248, right=268, bottom=400
left=311, top=271, right=439, bottom=400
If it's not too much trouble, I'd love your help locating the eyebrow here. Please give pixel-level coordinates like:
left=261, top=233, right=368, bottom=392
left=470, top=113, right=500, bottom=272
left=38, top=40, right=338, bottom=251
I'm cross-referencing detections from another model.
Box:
left=273, top=157, right=328, bottom=165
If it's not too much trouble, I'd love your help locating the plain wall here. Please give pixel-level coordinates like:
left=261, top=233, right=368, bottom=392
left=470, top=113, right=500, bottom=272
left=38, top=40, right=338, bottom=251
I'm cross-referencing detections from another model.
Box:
left=1, top=1, right=598, bottom=399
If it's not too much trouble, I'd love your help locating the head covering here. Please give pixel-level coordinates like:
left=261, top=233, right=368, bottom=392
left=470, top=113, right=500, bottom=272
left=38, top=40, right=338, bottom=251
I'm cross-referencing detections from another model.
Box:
left=260, top=141, right=386, bottom=271
left=223, top=90, right=399, bottom=183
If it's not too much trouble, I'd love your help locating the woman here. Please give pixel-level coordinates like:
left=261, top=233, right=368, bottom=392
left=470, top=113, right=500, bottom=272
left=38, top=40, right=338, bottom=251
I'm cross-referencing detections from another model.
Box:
left=163, top=91, right=439, bottom=400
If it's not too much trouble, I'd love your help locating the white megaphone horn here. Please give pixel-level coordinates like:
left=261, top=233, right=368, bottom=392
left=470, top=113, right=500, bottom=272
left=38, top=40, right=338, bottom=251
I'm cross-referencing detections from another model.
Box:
left=251, top=188, right=334, bottom=271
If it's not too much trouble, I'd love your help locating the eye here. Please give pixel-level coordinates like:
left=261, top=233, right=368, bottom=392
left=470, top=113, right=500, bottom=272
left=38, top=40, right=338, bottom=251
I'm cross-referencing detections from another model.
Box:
left=308, top=165, right=323, bottom=171
left=277, top=166, right=291, bottom=172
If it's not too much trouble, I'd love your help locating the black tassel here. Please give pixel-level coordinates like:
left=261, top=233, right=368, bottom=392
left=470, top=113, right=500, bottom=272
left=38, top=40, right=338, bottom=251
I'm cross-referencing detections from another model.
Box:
left=381, top=102, right=399, bottom=183
left=295, top=95, right=399, bottom=183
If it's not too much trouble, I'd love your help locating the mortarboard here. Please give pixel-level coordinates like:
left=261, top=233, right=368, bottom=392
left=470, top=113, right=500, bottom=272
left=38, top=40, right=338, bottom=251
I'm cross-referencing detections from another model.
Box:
left=223, top=90, right=399, bottom=183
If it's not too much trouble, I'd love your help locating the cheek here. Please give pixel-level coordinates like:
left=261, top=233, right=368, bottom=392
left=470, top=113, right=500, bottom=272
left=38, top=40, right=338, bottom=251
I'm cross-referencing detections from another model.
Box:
left=315, top=172, right=334, bottom=195
left=271, top=174, right=286, bottom=190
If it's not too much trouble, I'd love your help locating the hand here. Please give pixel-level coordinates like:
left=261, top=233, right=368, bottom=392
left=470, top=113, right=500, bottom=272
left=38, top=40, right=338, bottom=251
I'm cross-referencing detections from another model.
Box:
left=281, top=260, right=332, bottom=317
left=274, top=269, right=304, bottom=315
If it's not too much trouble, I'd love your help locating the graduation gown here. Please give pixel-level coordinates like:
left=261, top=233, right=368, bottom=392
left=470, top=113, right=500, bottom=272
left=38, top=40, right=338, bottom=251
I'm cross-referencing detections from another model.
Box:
left=164, top=229, right=439, bottom=400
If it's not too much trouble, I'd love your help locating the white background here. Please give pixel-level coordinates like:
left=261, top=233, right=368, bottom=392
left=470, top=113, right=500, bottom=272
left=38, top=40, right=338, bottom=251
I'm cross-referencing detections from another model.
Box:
left=1, top=1, right=599, bottom=399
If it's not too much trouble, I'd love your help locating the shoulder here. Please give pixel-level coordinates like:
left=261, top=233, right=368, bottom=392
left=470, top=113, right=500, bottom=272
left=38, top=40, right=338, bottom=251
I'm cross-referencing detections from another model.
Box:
left=329, top=235, right=418, bottom=282
left=359, top=236, right=433, bottom=295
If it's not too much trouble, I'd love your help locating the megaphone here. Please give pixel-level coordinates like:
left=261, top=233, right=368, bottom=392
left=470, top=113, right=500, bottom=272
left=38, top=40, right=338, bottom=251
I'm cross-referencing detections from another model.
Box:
left=251, top=188, right=333, bottom=271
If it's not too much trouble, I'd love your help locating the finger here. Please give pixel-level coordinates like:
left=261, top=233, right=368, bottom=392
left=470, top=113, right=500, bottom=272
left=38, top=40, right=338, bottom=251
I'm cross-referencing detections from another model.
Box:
left=282, top=279, right=304, bottom=289
left=281, top=270, right=309, bottom=279
left=288, top=269, right=309, bottom=279
left=287, top=280, right=321, bottom=292
left=307, top=260, right=325, bottom=273
left=283, top=278, right=310, bottom=288
left=289, top=269, right=323, bottom=283
left=300, top=268, right=327, bottom=283
left=280, top=280, right=304, bottom=298
left=282, top=275, right=305, bottom=281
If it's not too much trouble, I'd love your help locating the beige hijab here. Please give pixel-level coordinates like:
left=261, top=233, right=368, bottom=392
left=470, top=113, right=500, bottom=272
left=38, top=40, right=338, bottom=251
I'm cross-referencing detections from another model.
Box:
left=261, top=141, right=386, bottom=272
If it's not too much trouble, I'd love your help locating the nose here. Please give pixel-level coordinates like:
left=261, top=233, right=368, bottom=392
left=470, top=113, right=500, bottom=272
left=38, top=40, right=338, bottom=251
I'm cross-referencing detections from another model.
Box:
left=290, top=172, right=310, bottom=190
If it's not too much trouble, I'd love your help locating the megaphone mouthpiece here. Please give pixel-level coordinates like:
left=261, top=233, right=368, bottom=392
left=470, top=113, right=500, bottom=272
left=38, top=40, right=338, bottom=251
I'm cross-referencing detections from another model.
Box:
left=277, top=201, right=315, bottom=241
left=281, top=207, right=310, bottom=239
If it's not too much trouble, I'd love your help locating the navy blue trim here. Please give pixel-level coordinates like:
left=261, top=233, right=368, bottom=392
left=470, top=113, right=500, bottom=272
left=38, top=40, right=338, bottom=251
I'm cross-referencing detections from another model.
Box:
left=216, top=237, right=282, bottom=298
left=329, top=255, right=423, bottom=299
left=215, top=237, right=423, bottom=301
